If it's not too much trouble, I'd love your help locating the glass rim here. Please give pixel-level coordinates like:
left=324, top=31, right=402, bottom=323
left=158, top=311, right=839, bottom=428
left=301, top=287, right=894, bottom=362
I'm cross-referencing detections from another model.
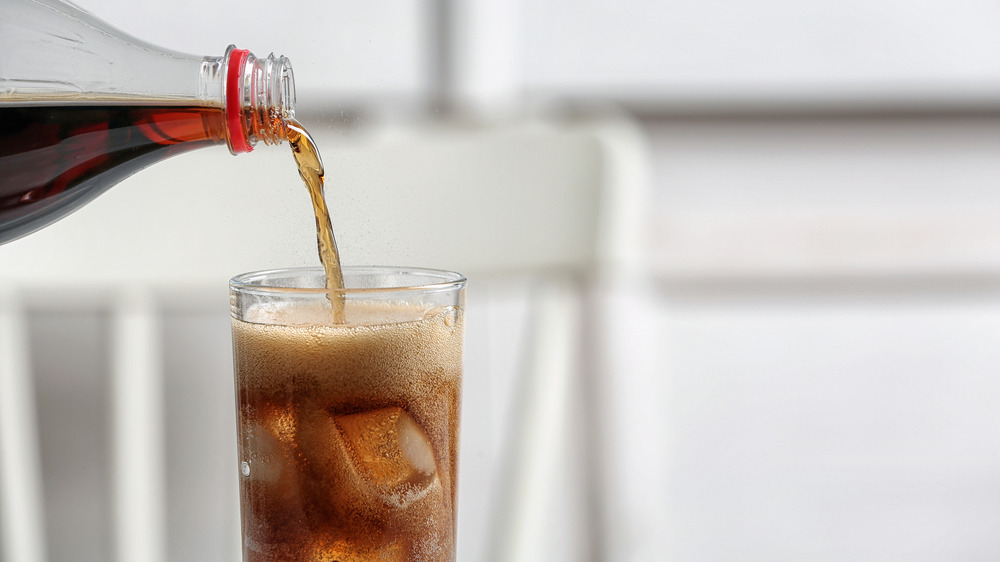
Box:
left=229, top=265, right=467, bottom=296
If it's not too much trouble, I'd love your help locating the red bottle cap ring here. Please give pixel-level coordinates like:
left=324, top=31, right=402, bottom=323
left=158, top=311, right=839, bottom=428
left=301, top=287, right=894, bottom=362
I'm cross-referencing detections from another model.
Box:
left=226, top=48, right=253, bottom=153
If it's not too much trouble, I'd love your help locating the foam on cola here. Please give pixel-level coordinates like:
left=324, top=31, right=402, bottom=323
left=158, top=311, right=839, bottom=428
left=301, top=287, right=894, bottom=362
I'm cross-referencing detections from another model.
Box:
left=232, top=301, right=463, bottom=561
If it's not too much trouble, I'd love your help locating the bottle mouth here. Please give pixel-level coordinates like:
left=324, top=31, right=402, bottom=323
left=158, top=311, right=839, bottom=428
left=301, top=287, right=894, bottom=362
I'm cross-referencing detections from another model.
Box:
left=263, top=53, right=295, bottom=125
left=225, top=46, right=296, bottom=154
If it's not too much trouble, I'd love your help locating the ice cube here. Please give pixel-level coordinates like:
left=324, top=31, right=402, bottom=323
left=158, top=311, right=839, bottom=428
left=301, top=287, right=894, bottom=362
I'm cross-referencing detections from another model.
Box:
left=334, top=407, right=438, bottom=505
left=307, top=536, right=405, bottom=562
left=263, top=405, right=298, bottom=444
left=243, top=404, right=298, bottom=484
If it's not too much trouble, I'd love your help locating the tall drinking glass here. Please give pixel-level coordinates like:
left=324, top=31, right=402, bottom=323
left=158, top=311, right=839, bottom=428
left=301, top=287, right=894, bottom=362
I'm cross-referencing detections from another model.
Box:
left=229, top=266, right=466, bottom=561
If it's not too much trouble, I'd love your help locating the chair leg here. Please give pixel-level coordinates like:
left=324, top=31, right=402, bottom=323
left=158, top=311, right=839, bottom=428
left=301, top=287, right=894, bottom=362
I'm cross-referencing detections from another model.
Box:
left=111, top=290, right=165, bottom=562
left=0, top=291, right=48, bottom=562
left=490, top=277, right=585, bottom=562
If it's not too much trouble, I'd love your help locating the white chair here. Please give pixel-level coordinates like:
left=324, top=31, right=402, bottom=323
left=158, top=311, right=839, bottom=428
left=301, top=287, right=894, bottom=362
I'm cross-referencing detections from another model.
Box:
left=0, top=110, right=651, bottom=562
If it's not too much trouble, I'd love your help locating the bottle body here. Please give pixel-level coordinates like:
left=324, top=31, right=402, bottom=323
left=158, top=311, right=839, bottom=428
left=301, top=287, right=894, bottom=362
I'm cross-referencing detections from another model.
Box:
left=0, top=0, right=295, bottom=244
left=0, top=104, right=227, bottom=242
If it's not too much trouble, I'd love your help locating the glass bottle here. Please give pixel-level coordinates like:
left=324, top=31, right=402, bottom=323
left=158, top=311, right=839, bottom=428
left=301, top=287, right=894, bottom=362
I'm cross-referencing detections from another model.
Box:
left=0, top=0, right=297, bottom=244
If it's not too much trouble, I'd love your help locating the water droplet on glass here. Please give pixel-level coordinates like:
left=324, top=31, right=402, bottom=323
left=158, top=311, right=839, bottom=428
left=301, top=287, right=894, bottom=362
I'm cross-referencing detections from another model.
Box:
left=442, top=306, right=458, bottom=327
left=241, top=461, right=250, bottom=476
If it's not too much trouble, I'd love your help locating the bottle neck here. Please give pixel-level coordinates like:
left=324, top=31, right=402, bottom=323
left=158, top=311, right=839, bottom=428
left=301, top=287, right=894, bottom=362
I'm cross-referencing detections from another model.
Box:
left=220, top=46, right=296, bottom=154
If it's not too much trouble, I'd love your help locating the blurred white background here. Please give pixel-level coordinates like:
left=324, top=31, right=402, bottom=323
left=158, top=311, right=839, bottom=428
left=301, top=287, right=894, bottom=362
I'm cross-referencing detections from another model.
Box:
left=3, top=1, right=1000, bottom=561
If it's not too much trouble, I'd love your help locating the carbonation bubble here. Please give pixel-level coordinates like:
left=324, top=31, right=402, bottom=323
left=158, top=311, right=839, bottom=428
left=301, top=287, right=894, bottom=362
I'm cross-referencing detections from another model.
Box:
left=241, top=461, right=251, bottom=476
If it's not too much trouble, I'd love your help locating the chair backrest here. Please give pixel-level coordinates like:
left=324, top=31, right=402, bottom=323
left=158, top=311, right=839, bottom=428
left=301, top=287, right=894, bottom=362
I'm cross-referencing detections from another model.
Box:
left=0, top=112, right=650, bottom=562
